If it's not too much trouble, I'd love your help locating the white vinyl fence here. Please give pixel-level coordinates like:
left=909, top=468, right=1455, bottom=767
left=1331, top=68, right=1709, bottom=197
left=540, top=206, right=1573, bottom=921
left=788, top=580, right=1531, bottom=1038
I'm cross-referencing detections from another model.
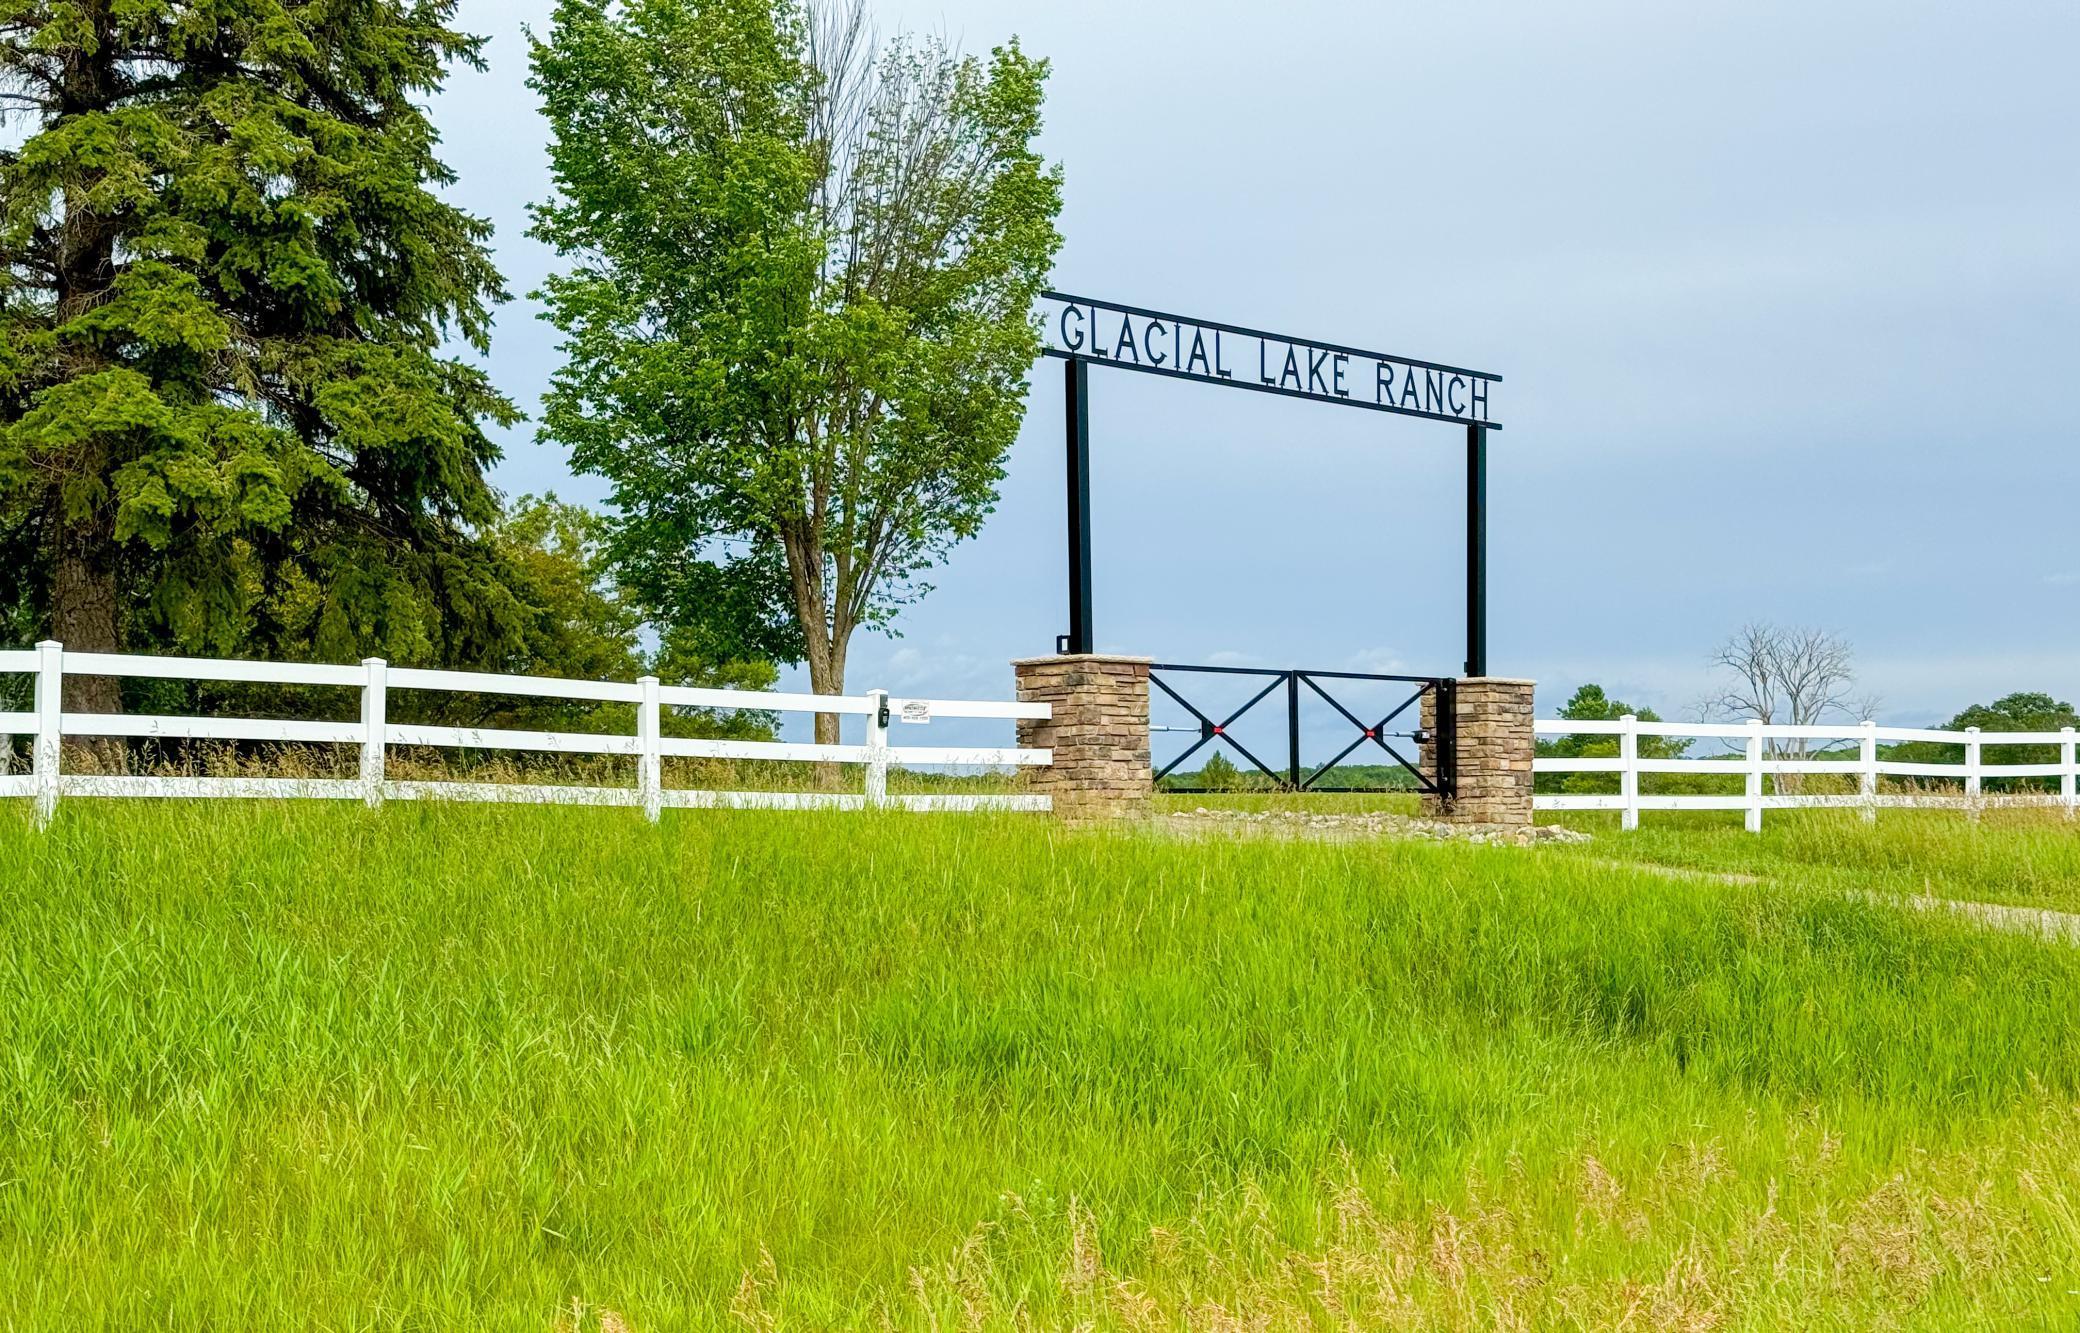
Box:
left=0, top=641, right=1052, bottom=825
left=1537, top=715, right=2080, bottom=832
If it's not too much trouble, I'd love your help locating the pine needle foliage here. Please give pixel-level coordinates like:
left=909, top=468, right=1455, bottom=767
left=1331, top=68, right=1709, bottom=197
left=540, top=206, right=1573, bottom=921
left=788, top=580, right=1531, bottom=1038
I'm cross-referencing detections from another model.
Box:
left=0, top=0, right=523, bottom=699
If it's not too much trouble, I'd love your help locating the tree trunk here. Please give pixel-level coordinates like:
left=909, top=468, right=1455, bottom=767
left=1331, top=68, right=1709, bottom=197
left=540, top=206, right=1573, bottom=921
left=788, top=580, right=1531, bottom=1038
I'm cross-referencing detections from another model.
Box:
left=36, top=1, right=125, bottom=769
left=781, top=526, right=844, bottom=745
left=805, top=630, right=851, bottom=790
left=50, top=6, right=119, bottom=717
left=51, top=498, right=125, bottom=769
left=805, top=637, right=849, bottom=745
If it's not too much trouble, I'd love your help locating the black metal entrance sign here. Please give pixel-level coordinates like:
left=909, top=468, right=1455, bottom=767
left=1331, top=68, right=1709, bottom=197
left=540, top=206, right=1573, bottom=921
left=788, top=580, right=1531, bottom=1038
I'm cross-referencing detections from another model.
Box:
left=1040, top=292, right=1502, bottom=430
left=1040, top=289, right=1503, bottom=679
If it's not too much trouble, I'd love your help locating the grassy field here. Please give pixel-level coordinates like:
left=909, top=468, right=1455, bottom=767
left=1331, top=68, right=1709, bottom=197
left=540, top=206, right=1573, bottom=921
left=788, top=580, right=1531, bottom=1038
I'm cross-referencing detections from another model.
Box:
left=1547, top=807, right=2080, bottom=915
left=4, top=802, right=2080, bottom=1328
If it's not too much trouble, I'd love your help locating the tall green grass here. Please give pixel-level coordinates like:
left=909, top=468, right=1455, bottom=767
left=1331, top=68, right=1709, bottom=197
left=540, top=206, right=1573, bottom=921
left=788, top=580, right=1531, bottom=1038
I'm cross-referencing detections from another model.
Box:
left=1557, top=807, right=2080, bottom=912
left=1, top=802, right=2077, bottom=1327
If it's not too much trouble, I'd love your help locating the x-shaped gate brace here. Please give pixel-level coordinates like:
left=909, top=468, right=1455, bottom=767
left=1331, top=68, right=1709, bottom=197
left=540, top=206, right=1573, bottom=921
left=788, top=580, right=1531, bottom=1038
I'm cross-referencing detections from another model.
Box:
left=1149, top=664, right=1455, bottom=796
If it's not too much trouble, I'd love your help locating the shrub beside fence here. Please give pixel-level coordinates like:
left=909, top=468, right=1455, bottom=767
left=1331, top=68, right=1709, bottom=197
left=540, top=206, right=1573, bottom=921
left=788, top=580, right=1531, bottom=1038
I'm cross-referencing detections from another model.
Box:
left=1536, top=715, right=2080, bottom=832
left=1, top=642, right=1052, bottom=825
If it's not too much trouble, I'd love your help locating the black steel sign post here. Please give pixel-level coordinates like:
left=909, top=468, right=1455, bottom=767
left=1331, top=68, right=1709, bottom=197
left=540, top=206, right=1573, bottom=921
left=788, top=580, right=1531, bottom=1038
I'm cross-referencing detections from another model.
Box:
left=1039, top=291, right=1503, bottom=675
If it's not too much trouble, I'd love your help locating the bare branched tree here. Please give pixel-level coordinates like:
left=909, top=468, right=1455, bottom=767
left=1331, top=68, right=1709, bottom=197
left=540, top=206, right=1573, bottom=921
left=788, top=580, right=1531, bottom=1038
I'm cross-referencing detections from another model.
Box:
left=1706, top=623, right=1864, bottom=788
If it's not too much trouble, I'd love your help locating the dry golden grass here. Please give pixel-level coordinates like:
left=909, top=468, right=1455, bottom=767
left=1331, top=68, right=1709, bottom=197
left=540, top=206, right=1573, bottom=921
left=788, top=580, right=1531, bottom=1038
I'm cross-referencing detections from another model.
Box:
left=871, top=1109, right=2080, bottom=1329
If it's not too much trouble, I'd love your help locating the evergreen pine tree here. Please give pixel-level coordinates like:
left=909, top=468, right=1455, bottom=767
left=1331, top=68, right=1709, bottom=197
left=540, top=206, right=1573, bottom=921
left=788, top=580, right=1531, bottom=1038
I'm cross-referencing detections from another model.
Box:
left=0, top=0, right=522, bottom=712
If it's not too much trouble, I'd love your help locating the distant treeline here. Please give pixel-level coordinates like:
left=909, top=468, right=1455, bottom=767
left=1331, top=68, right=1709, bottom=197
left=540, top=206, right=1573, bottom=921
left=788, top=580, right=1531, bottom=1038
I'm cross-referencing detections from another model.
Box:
left=1158, top=750, right=1424, bottom=793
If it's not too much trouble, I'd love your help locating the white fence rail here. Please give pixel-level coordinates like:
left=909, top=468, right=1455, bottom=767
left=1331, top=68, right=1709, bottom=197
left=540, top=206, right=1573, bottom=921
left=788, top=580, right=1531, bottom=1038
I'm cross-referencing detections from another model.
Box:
left=0, top=641, right=1052, bottom=825
left=1536, top=715, right=2079, bottom=832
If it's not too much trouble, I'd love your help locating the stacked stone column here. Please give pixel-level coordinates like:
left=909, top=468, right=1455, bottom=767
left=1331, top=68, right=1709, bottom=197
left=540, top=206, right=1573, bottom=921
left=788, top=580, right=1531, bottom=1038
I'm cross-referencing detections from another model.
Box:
left=1420, top=677, right=1536, bottom=826
left=1012, top=655, right=1152, bottom=817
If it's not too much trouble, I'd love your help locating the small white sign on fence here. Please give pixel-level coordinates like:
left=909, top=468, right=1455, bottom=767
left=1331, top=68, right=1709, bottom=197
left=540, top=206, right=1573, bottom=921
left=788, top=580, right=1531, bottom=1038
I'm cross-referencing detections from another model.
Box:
left=898, top=699, right=933, bottom=725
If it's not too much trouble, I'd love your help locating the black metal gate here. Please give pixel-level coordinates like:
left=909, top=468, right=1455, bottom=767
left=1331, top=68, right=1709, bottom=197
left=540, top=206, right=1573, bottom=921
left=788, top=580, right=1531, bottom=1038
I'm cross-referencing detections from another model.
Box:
left=1149, top=664, right=1454, bottom=796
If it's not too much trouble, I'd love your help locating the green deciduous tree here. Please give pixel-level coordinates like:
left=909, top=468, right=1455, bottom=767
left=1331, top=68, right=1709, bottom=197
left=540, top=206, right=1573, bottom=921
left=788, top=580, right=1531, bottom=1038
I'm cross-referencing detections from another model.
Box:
left=1195, top=749, right=1241, bottom=792
left=0, top=0, right=525, bottom=714
left=478, top=495, right=778, bottom=737
left=529, top=0, right=1063, bottom=742
left=1536, top=683, right=1695, bottom=796
left=475, top=494, right=643, bottom=730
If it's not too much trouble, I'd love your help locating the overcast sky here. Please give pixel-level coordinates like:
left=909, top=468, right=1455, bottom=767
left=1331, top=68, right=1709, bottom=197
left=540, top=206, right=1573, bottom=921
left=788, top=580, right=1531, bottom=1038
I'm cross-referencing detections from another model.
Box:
left=436, top=0, right=2078, bottom=728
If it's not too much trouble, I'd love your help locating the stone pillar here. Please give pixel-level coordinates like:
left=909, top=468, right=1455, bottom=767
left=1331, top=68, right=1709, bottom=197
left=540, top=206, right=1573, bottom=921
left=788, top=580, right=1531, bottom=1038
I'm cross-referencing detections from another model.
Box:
left=1012, top=654, right=1153, bottom=817
left=1421, top=677, right=1536, bottom=826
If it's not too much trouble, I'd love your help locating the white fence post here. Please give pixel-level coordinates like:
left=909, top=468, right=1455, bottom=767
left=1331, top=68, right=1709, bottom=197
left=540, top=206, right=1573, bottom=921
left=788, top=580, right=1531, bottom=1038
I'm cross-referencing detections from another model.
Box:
left=32, top=640, right=62, bottom=828
left=1619, top=713, right=1639, bottom=831
left=2062, top=726, right=2076, bottom=820
left=1744, top=719, right=1764, bottom=834
left=1859, top=719, right=1878, bottom=823
left=865, top=689, right=890, bottom=806
left=359, top=657, right=387, bottom=809
left=1964, top=725, right=1982, bottom=820
left=638, top=674, right=662, bottom=823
